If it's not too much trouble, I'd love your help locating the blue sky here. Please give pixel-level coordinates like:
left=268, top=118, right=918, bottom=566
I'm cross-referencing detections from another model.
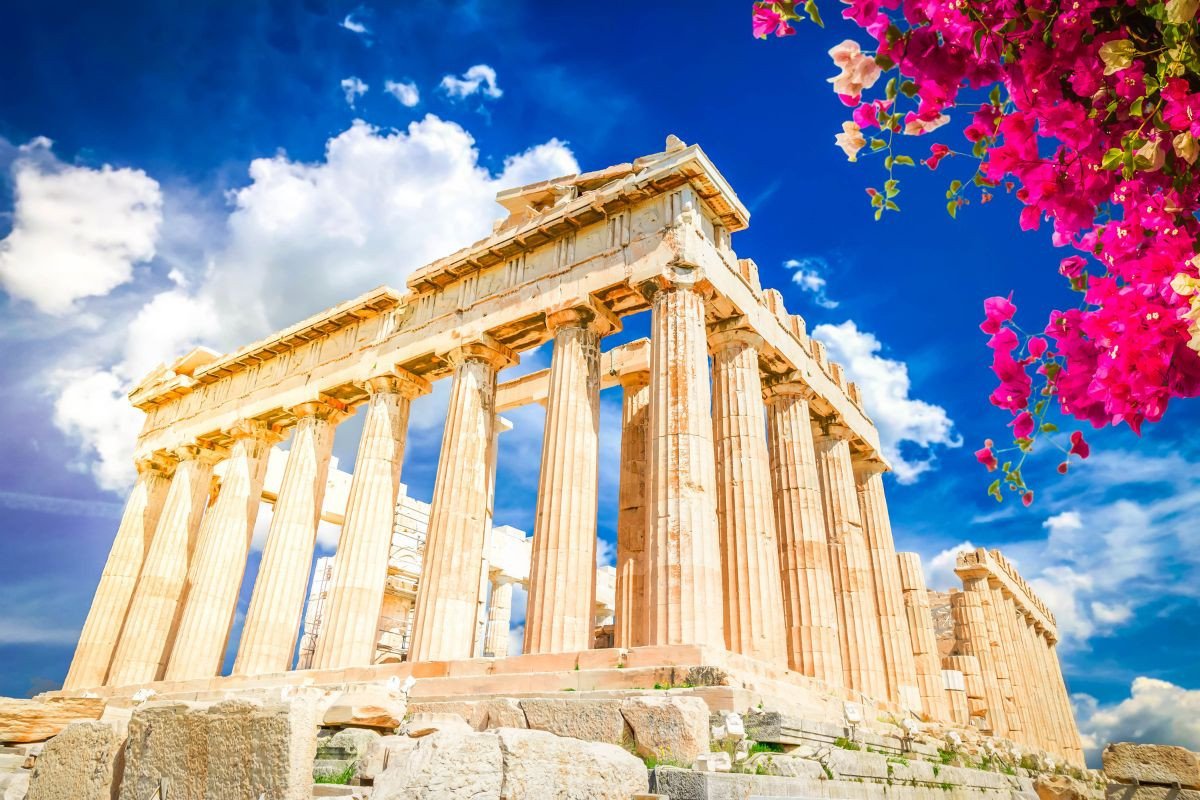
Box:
left=1, top=1, right=1197, bottom=762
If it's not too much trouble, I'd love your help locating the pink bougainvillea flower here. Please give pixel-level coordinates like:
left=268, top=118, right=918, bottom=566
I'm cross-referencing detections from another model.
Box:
left=1069, top=430, right=1090, bottom=458
left=924, top=143, right=951, bottom=169
left=980, top=294, right=1017, bottom=335
left=1011, top=411, right=1035, bottom=439
left=835, top=121, right=868, bottom=162
left=1027, top=336, right=1048, bottom=359
left=1022, top=491, right=1034, bottom=507
left=1057, top=461, right=1069, bottom=474
left=751, top=3, right=790, bottom=38
left=975, top=441, right=998, bottom=471
left=1059, top=256, right=1087, bottom=279
left=828, top=39, right=882, bottom=101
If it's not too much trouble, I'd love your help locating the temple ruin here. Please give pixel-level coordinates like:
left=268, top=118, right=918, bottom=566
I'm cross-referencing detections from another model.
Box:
left=53, top=136, right=1085, bottom=769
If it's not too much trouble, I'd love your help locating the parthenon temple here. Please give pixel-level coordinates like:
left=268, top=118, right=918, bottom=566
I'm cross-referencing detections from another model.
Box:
left=55, top=136, right=1084, bottom=768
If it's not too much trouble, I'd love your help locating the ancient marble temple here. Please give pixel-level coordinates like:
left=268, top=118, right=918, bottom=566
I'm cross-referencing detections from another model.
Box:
left=61, top=137, right=1084, bottom=766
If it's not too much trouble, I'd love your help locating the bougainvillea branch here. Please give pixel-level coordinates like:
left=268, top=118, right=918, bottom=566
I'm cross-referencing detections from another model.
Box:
left=754, top=0, right=1200, bottom=502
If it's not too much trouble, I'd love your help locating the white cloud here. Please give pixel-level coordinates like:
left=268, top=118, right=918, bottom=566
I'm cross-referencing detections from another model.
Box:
left=924, top=540, right=976, bottom=591
left=784, top=257, right=838, bottom=309
left=597, top=537, right=616, bottom=568
left=1074, top=678, right=1200, bottom=767
left=340, top=13, right=368, bottom=34
left=813, top=320, right=961, bottom=483
left=439, top=64, right=502, bottom=100
left=44, top=116, right=577, bottom=492
left=340, top=77, right=368, bottom=108
left=384, top=80, right=420, bottom=108
left=0, top=138, right=162, bottom=315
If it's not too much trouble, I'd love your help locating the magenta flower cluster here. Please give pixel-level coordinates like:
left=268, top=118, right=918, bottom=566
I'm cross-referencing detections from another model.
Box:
left=754, top=0, right=1200, bottom=498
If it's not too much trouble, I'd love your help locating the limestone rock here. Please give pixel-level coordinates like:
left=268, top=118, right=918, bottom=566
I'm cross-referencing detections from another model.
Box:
left=372, top=729, right=504, bottom=799
left=118, top=696, right=319, bottom=800
left=0, top=697, right=104, bottom=744
left=27, top=720, right=124, bottom=800
left=745, top=753, right=827, bottom=779
left=1, top=772, right=30, bottom=800
left=494, top=727, right=649, bottom=800
left=519, top=698, right=628, bottom=745
left=403, top=712, right=472, bottom=738
left=480, top=698, right=527, bottom=730
left=620, top=695, right=710, bottom=766
left=407, top=700, right=484, bottom=728
left=357, top=735, right=419, bottom=782
left=1107, top=785, right=1200, bottom=800
left=326, top=727, right=381, bottom=758
left=1104, top=743, right=1200, bottom=789
left=1036, top=774, right=1091, bottom=800
left=323, top=688, right=405, bottom=730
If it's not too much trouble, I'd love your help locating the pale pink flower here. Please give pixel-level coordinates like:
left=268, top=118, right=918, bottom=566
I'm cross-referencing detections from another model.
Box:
left=904, top=113, right=951, bottom=135
left=835, top=121, right=867, bottom=162
left=827, top=40, right=881, bottom=101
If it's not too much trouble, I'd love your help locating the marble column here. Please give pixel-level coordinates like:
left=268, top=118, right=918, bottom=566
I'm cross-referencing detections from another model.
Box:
left=643, top=278, right=724, bottom=649
left=974, top=578, right=1021, bottom=737
left=709, top=325, right=786, bottom=665
left=813, top=422, right=886, bottom=699
left=949, top=586, right=1008, bottom=735
left=484, top=575, right=513, bottom=658
left=896, top=552, right=951, bottom=721
left=1012, top=597, right=1059, bottom=755
left=943, top=667, right=971, bottom=725
left=989, top=584, right=1037, bottom=748
left=408, top=340, right=515, bottom=662
left=107, top=443, right=220, bottom=686
left=525, top=307, right=606, bottom=655
left=64, top=456, right=175, bottom=689
left=854, top=457, right=921, bottom=708
left=945, top=652, right=986, bottom=725
left=164, top=422, right=280, bottom=681
left=233, top=400, right=345, bottom=676
left=763, top=378, right=843, bottom=686
left=614, top=370, right=650, bottom=649
left=1037, top=626, right=1083, bottom=764
left=311, top=372, right=428, bottom=671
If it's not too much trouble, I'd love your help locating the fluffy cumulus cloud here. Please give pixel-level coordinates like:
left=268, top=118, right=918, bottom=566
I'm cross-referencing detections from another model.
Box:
left=439, top=64, right=502, bottom=100
left=813, top=320, right=961, bottom=483
left=784, top=257, right=838, bottom=309
left=0, top=138, right=162, bottom=315
left=340, top=76, right=368, bottom=108
left=25, top=115, right=577, bottom=492
left=923, top=540, right=977, bottom=591
left=384, top=79, right=420, bottom=107
left=339, top=13, right=368, bottom=35
left=1074, top=678, right=1200, bottom=767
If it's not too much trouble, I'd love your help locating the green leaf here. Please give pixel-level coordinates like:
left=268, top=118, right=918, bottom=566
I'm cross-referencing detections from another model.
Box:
left=885, top=199, right=900, bottom=211
left=1166, top=0, right=1199, bottom=24
left=884, top=155, right=894, bottom=169
left=885, top=179, right=900, bottom=197
left=875, top=53, right=896, bottom=71
left=874, top=207, right=884, bottom=221
left=1040, top=422, right=1059, bottom=433
left=1130, top=96, right=1145, bottom=117
left=946, top=200, right=958, bottom=218
left=870, top=138, right=887, bottom=150
left=987, top=479, right=1003, bottom=502
left=949, top=179, right=963, bottom=195
left=804, top=0, right=825, bottom=26
left=894, top=155, right=916, bottom=166
left=989, top=84, right=1002, bottom=107
left=900, top=80, right=918, bottom=98
left=1034, top=400, right=1047, bottom=415
left=973, top=29, right=986, bottom=54
left=1101, top=147, right=1124, bottom=170
left=886, top=77, right=898, bottom=100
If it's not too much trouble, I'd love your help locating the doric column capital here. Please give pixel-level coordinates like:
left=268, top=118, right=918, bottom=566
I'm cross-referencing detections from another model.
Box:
left=763, top=373, right=818, bottom=404
left=228, top=419, right=285, bottom=446
left=852, top=453, right=889, bottom=479
left=545, top=299, right=621, bottom=337
left=444, top=337, right=518, bottom=371
left=289, top=398, right=351, bottom=426
left=635, top=264, right=712, bottom=303
left=135, top=451, right=178, bottom=479
left=171, top=441, right=225, bottom=466
left=707, top=322, right=764, bottom=356
left=618, top=369, right=650, bottom=391
left=368, top=369, right=431, bottom=399
left=812, top=419, right=855, bottom=442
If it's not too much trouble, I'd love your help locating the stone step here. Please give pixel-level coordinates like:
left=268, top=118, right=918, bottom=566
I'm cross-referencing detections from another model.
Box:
left=0, top=753, right=26, bottom=771
left=311, top=783, right=366, bottom=798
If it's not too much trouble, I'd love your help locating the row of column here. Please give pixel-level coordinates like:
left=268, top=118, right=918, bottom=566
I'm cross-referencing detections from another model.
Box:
left=66, top=370, right=431, bottom=688
left=949, top=576, right=1084, bottom=765
left=68, top=277, right=931, bottom=719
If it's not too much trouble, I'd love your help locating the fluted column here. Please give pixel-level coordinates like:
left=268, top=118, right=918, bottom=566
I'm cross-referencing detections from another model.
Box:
left=709, top=324, right=786, bottom=665
left=763, top=378, right=843, bottom=686
left=484, top=575, right=513, bottom=657
left=854, top=457, right=920, bottom=708
left=643, top=278, right=724, bottom=649
left=409, top=340, right=516, bottom=662
left=813, top=422, right=886, bottom=699
left=949, top=585, right=1008, bottom=735
left=107, top=443, right=220, bottom=686
left=896, top=552, right=951, bottom=721
left=989, top=583, right=1038, bottom=749
left=233, top=400, right=345, bottom=676
left=975, top=577, right=1020, bottom=737
left=1037, top=625, right=1084, bottom=764
left=945, top=652, right=986, bottom=726
left=311, top=372, right=428, bottom=670
left=524, top=306, right=608, bottom=654
left=64, top=456, right=175, bottom=689
left=614, top=370, right=650, bottom=649
left=165, top=422, right=280, bottom=681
